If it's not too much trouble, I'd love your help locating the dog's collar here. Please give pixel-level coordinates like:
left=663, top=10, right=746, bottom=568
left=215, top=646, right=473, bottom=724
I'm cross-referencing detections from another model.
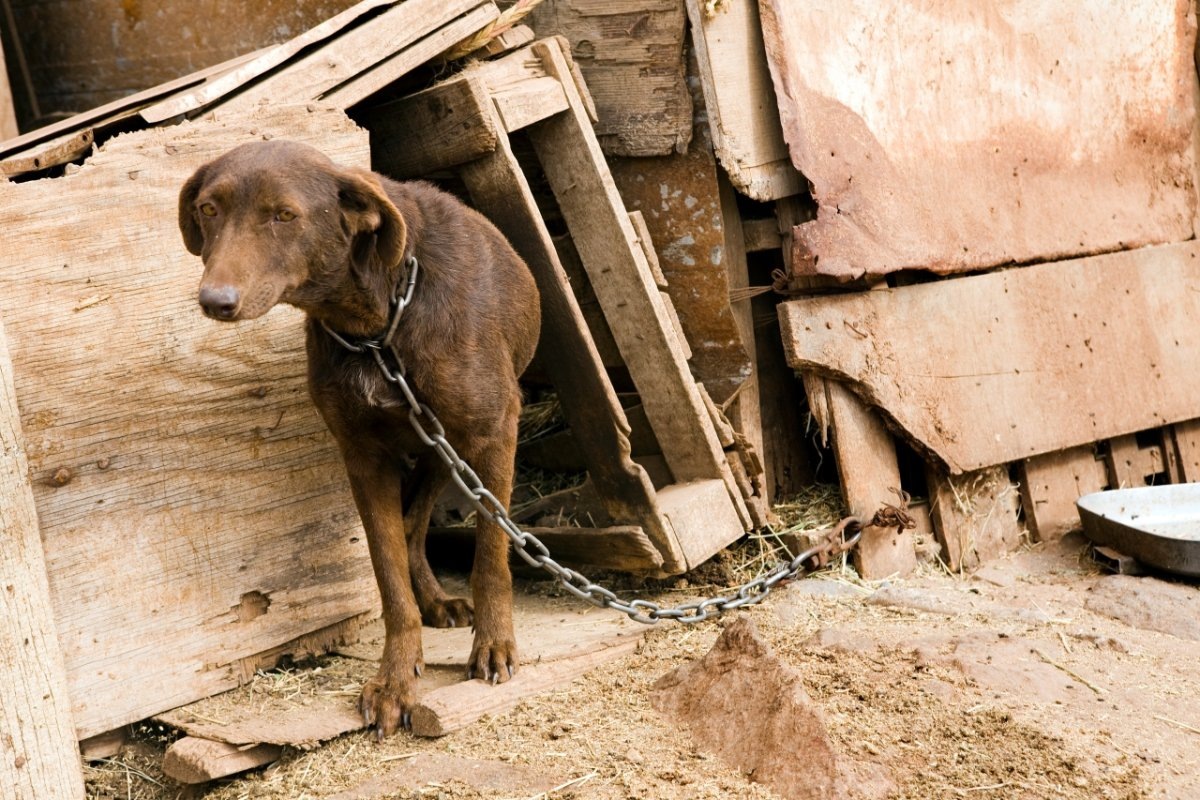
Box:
left=320, top=255, right=419, bottom=354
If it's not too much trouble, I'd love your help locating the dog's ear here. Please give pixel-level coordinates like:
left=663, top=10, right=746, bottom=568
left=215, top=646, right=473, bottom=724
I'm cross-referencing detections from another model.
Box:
left=178, top=163, right=209, bottom=256
left=337, top=169, right=407, bottom=273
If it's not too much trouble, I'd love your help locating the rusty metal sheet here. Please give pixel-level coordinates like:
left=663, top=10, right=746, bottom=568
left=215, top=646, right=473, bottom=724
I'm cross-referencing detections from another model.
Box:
left=758, top=0, right=1197, bottom=280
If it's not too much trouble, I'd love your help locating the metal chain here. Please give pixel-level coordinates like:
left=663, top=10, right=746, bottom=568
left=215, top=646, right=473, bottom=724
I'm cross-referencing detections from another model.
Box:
left=321, top=257, right=862, bottom=625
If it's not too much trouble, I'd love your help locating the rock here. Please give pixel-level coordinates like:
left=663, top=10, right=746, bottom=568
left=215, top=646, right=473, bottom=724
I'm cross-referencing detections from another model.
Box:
left=1085, top=575, right=1200, bottom=640
left=651, top=616, right=843, bottom=800
left=866, top=585, right=959, bottom=615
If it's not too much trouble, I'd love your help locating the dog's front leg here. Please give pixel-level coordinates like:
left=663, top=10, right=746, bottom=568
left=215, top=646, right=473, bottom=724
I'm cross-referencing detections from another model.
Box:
left=344, top=457, right=424, bottom=737
left=466, top=428, right=519, bottom=684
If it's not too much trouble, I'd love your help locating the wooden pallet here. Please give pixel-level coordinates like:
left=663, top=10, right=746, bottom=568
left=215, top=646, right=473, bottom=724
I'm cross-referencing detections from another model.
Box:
left=366, top=38, right=756, bottom=574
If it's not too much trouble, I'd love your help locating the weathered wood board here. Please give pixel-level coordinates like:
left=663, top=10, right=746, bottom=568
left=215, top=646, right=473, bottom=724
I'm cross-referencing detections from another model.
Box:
left=609, top=127, right=753, bottom=406
left=0, top=320, right=85, bottom=798
left=928, top=466, right=1023, bottom=573
left=1, top=33, right=19, bottom=141
left=684, top=0, right=800, bottom=201
left=527, top=0, right=692, bottom=156
left=1017, top=445, right=1108, bottom=542
left=0, top=104, right=377, bottom=740
left=779, top=241, right=1200, bottom=474
left=758, top=0, right=1197, bottom=279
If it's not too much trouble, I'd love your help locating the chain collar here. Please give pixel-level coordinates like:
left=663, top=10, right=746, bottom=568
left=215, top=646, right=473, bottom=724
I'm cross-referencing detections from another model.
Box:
left=319, top=255, right=419, bottom=354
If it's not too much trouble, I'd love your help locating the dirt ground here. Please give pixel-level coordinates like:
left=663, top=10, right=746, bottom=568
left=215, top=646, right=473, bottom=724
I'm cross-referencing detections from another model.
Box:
left=85, top=527, right=1200, bottom=800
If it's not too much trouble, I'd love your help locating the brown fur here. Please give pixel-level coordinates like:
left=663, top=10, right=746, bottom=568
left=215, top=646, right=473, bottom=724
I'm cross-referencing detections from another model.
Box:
left=179, top=140, right=541, bottom=737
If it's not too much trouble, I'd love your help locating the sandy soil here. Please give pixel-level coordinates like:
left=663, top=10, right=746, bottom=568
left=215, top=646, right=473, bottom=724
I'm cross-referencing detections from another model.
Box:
left=85, top=531, right=1200, bottom=800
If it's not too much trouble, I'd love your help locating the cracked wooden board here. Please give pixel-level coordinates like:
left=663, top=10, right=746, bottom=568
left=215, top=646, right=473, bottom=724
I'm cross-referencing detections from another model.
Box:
left=759, top=0, right=1197, bottom=279
left=779, top=240, right=1200, bottom=474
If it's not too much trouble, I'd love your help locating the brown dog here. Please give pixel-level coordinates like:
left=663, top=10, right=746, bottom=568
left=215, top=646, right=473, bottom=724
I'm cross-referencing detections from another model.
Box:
left=178, top=139, right=541, bottom=737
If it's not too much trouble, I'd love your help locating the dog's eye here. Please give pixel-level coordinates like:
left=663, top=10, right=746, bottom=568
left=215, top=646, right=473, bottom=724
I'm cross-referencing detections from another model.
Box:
left=199, top=202, right=218, bottom=217
left=275, top=209, right=297, bottom=222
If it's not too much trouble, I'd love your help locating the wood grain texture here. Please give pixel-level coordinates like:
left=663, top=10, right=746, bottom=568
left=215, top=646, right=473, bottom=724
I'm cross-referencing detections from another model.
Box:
left=527, top=0, right=692, bottom=156
left=0, top=319, right=85, bottom=798
left=928, top=466, right=1023, bottom=573
left=779, top=241, right=1200, bottom=474
left=0, top=33, right=16, bottom=140
left=0, top=104, right=377, bottom=739
left=162, top=738, right=283, bottom=784
left=759, top=0, right=1197, bottom=279
left=683, top=0, right=800, bottom=200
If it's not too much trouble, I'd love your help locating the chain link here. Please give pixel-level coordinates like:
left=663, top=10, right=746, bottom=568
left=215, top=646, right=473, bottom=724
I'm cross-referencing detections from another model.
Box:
left=320, top=258, right=861, bottom=625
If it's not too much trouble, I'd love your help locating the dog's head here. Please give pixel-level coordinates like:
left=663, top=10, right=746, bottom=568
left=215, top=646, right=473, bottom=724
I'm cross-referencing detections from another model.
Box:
left=178, top=139, right=406, bottom=321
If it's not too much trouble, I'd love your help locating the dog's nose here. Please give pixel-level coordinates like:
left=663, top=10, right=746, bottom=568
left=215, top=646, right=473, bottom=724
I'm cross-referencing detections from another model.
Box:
left=199, top=285, right=241, bottom=320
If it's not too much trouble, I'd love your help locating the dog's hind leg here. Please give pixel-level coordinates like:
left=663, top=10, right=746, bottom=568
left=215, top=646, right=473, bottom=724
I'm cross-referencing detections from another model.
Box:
left=403, top=451, right=473, bottom=628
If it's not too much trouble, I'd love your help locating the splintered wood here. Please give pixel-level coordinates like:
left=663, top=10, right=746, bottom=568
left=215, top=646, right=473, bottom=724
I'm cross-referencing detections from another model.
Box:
left=759, top=0, right=1197, bottom=279
left=0, top=105, right=378, bottom=740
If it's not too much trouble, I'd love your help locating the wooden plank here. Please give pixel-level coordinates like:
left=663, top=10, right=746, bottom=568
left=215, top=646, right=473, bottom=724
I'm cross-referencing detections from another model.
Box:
left=928, top=466, right=1023, bottom=573
left=428, top=525, right=664, bottom=572
left=683, top=0, right=801, bottom=201
left=656, top=479, right=747, bottom=569
left=759, top=0, right=1197, bottom=280
left=139, top=0, right=403, bottom=123
left=0, top=46, right=267, bottom=160
left=1, top=128, right=93, bottom=177
left=455, top=86, right=686, bottom=573
left=222, top=0, right=489, bottom=110
left=0, top=105, right=378, bottom=740
left=321, top=4, right=501, bottom=107
left=742, top=217, right=781, bottom=253
left=528, top=39, right=749, bottom=536
left=478, top=24, right=536, bottom=59
left=412, top=638, right=639, bottom=736
left=0, top=318, right=85, bottom=798
left=1171, top=420, right=1200, bottom=482
left=162, top=738, right=283, bottom=784
left=1017, top=445, right=1108, bottom=542
left=527, top=0, right=692, bottom=156
left=1105, top=433, right=1170, bottom=489
left=366, top=74, right=499, bottom=179
left=609, top=136, right=753, bottom=405
left=491, top=76, right=569, bottom=132
left=779, top=241, right=1200, bottom=475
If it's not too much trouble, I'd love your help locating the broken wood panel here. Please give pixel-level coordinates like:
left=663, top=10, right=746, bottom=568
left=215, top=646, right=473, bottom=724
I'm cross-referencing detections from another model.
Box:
left=0, top=319, right=85, bottom=799
left=683, top=0, right=800, bottom=201
left=759, top=0, right=1197, bottom=280
left=220, top=0, right=488, bottom=109
left=0, top=128, right=92, bottom=177
left=454, top=87, right=686, bottom=573
left=0, top=105, right=377, bottom=739
left=609, top=130, right=753, bottom=406
left=1106, top=433, right=1170, bottom=489
left=527, top=0, right=692, bottom=156
left=1172, top=420, right=1200, bottom=482
left=1017, top=445, right=1108, bottom=542
left=139, top=0, right=401, bottom=123
left=490, top=76, right=569, bottom=132
left=928, top=466, right=1023, bottom=573
left=1, top=46, right=268, bottom=161
left=779, top=241, right=1200, bottom=475
left=528, top=40, right=749, bottom=534
left=656, top=478, right=749, bottom=568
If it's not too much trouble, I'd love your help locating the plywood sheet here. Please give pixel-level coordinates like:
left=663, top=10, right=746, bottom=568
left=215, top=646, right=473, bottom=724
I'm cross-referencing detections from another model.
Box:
left=0, top=104, right=376, bottom=739
left=779, top=241, right=1200, bottom=474
left=759, top=0, right=1197, bottom=279
left=527, top=0, right=692, bottom=156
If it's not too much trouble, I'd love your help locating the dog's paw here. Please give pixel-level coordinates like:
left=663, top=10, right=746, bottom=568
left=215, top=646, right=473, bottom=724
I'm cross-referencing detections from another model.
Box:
left=359, top=665, right=422, bottom=739
left=467, top=638, right=518, bottom=685
left=422, top=597, right=474, bottom=628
